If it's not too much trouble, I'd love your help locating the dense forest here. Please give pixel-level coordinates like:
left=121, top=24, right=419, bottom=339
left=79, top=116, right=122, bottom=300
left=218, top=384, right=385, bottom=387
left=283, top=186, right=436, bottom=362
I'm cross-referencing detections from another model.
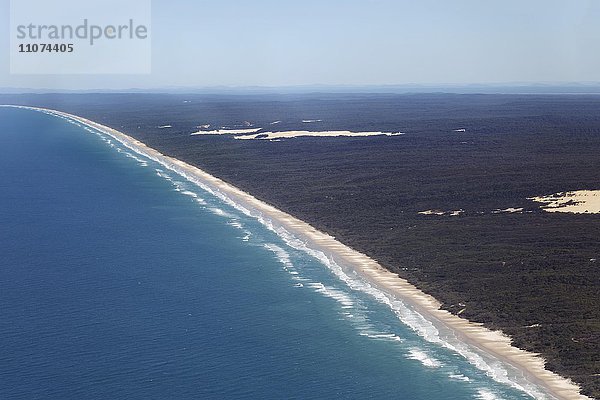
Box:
left=2, top=93, right=599, bottom=398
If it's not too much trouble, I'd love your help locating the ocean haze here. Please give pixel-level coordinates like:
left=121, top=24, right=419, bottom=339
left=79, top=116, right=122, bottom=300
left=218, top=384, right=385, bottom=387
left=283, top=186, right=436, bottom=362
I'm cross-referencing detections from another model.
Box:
left=4, top=83, right=600, bottom=95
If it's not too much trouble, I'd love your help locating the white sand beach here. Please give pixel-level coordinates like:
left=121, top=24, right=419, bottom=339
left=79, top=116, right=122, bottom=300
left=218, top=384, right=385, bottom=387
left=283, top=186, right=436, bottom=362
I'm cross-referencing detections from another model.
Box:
left=11, top=105, right=590, bottom=400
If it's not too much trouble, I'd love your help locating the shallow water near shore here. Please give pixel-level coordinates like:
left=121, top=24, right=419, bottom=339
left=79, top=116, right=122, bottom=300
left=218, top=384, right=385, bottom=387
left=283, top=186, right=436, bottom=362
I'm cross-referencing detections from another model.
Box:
left=0, top=107, right=546, bottom=399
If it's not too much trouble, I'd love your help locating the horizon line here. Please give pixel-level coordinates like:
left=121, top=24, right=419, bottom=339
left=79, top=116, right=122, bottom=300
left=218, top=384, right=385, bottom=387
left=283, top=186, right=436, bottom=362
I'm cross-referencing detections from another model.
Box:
left=3, top=82, right=600, bottom=95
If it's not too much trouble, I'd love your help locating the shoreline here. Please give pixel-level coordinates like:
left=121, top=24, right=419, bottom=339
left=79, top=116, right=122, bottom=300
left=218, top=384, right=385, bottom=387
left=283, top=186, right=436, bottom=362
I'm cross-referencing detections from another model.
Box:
left=6, top=105, right=589, bottom=400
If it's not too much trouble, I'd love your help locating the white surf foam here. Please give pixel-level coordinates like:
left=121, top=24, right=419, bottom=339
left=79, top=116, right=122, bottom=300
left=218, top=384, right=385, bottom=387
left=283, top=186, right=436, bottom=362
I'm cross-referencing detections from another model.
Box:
left=155, top=169, right=170, bottom=179
left=475, top=389, right=502, bottom=400
left=263, top=243, right=295, bottom=271
left=153, top=170, right=207, bottom=205
left=407, top=348, right=442, bottom=368
left=179, top=190, right=207, bottom=204
left=360, top=332, right=404, bottom=343
left=123, top=151, right=149, bottom=166
left=306, top=282, right=355, bottom=309
left=449, top=373, right=471, bottom=382
left=208, top=207, right=236, bottom=219
left=181, top=190, right=198, bottom=198
left=227, top=220, right=243, bottom=229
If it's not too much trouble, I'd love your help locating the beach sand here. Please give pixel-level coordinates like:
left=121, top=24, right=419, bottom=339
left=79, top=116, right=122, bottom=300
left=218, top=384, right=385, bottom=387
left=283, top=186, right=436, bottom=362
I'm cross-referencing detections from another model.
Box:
left=10, top=105, right=590, bottom=400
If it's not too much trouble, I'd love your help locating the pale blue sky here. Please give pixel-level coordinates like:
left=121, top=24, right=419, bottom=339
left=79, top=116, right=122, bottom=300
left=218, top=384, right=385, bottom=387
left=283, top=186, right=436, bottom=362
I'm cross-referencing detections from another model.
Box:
left=2, top=0, right=600, bottom=90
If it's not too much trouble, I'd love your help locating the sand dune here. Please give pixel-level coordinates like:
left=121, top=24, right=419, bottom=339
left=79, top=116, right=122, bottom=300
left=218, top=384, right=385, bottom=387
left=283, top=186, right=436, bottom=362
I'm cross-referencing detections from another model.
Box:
left=191, top=127, right=262, bottom=135
left=235, top=130, right=404, bottom=140
left=530, top=190, right=600, bottom=214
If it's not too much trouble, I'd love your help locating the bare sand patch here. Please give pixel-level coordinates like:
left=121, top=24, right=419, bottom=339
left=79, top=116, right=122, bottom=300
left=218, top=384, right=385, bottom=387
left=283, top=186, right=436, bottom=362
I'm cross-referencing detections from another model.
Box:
left=191, top=127, right=262, bottom=135
left=418, top=209, right=464, bottom=216
left=530, top=190, right=600, bottom=214
left=235, top=130, right=404, bottom=140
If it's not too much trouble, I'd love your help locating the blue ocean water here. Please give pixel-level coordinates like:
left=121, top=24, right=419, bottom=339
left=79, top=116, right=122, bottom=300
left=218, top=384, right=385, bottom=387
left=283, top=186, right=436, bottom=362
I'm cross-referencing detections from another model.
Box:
left=0, top=107, right=539, bottom=399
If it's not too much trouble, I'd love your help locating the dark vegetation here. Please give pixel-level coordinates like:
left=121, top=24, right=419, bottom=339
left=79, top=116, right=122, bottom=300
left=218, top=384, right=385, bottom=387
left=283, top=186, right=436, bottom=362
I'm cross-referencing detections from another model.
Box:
left=2, top=93, right=599, bottom=398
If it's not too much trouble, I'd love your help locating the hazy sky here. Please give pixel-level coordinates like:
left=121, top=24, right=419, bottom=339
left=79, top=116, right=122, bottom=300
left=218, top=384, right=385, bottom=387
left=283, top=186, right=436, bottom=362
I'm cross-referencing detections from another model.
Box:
left=2, top=0, right=600, bottom=89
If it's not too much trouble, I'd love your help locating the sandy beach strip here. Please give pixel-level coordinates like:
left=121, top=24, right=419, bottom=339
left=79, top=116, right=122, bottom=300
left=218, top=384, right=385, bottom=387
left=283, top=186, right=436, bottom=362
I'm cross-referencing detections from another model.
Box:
left=10, top=105, right=590, bottom=400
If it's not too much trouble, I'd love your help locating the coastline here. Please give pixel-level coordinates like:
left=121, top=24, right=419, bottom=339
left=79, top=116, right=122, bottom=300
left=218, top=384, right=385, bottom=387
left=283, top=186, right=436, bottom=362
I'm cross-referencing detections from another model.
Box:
left=6, top=105, right=590, bottom=400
